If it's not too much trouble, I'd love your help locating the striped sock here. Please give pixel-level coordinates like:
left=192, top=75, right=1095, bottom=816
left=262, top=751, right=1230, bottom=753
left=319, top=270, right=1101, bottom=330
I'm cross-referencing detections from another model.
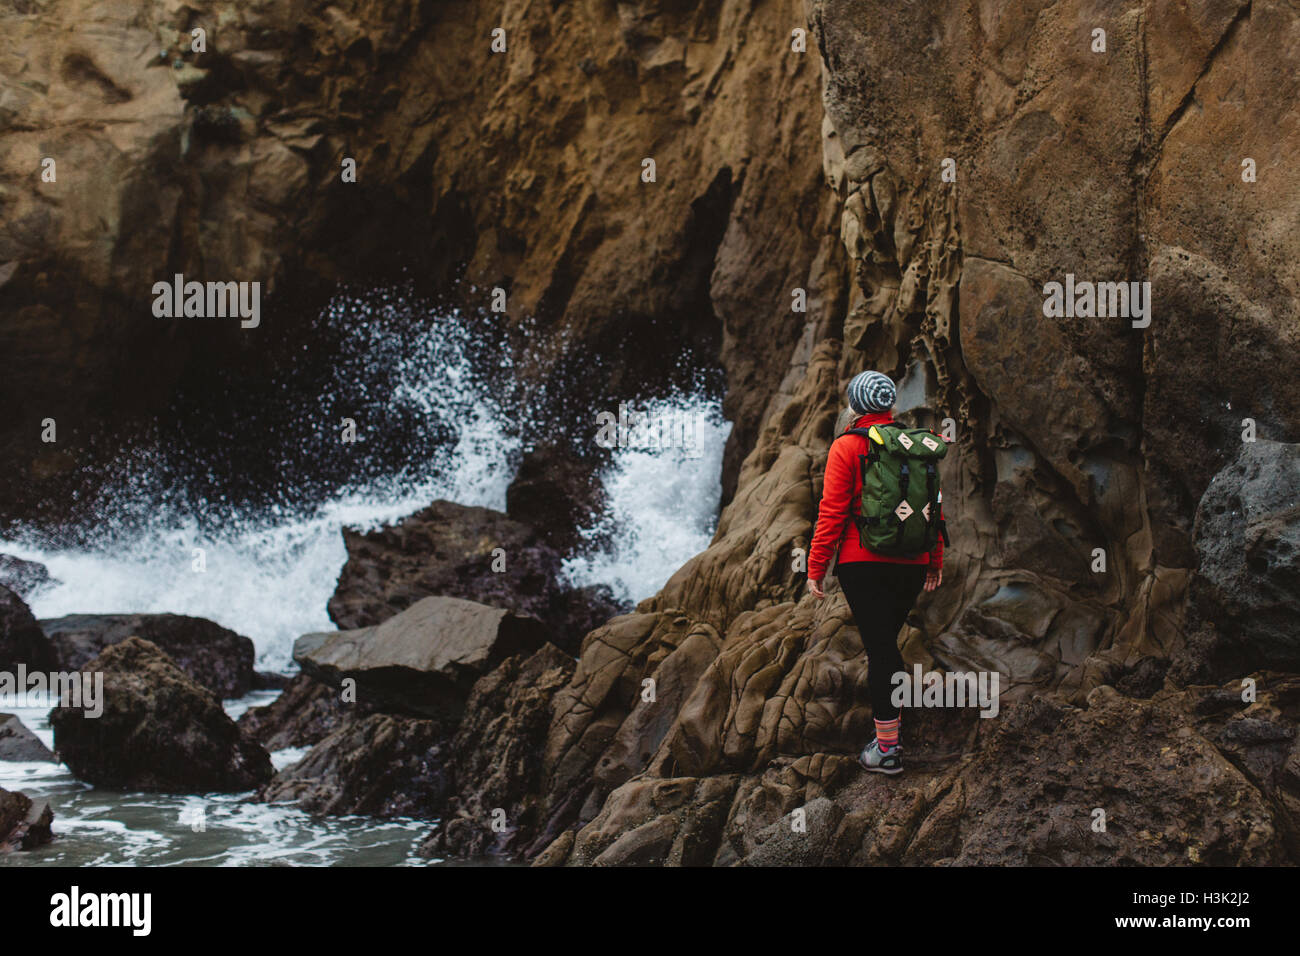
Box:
left=875, top=716, right=900, bottom=752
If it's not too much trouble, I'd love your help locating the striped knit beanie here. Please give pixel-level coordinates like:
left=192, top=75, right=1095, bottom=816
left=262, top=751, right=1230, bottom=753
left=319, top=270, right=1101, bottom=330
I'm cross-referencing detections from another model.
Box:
left=847, top=370, right=896, bottom=414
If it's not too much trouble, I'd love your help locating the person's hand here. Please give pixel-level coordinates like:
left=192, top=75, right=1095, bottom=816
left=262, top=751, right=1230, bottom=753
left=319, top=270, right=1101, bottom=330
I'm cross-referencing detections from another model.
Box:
left=924, top=567, right=942, bottom=592
left=808, top=577, right=825, bottom=600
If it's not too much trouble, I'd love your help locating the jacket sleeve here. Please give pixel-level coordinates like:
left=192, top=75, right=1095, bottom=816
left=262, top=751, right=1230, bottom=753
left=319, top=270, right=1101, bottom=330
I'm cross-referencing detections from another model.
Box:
left=807, top=437, right=855, bottom=580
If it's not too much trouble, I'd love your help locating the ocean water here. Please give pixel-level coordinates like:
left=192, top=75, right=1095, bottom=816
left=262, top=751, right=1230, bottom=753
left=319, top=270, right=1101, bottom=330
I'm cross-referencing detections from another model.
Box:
left=0, top=290, right=731, bottom=865
left=0, top=694, right=432, bottom=867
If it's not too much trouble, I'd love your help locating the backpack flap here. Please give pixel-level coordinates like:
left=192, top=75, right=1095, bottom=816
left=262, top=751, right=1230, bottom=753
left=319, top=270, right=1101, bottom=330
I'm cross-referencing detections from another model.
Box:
left=877, top=425, right=947, bottom=461
left=845, top=423, right=947, bottom=557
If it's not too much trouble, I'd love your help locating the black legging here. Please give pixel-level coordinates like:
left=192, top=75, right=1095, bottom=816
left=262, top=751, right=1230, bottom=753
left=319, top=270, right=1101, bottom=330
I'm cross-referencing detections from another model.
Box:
left=835, top=561, right=926, bottom=721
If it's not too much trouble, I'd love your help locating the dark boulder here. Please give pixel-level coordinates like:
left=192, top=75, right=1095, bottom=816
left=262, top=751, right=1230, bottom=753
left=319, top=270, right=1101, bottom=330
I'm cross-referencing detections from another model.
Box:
left=49, top=637, right=272, bottom=793
left=0, top=585, right=55, bottom=672
left=0, top=787, right=53, bottom=851
left=237, top=673, right=349, bottom=751
left=0, top=554, right=55, bottom=599
left=0, top=713, right=56, bottom=762
left=505, top=443, right=608, bottom=552
left=1175, top=440, right=1300, bottom=683
left=257, top=711, right=450, bottom=818
left=40, top=613, right=257, bottom=699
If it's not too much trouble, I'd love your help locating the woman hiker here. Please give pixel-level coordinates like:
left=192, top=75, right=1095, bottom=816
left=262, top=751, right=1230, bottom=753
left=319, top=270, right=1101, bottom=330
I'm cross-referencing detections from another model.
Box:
left=806, top=370, right=945, bottom=775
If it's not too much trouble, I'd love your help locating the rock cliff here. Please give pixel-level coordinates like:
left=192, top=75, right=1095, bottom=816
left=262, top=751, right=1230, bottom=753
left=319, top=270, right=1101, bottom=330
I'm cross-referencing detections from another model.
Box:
left=0, top=0, right=831, bottom=515
left=521, top=0, right=1300, bottom=864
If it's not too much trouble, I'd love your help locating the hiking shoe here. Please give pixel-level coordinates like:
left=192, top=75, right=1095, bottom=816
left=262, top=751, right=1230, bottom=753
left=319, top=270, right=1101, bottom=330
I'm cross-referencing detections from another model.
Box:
left=858, top=738, right=903, bottom=775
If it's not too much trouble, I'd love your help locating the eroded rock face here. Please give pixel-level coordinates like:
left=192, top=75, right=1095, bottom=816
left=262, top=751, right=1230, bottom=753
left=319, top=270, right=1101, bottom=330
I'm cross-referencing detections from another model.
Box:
left=545, top=774, right=742, bottom=867
left=40, top=613, right=256, bottom=699
left=520, top=0, right=1300, bottom=865
left=6, top=0, right=1298, bottom=866
left=49, top=637, right=272, bottom=793
left=536, top=675, right=1299, bottom=866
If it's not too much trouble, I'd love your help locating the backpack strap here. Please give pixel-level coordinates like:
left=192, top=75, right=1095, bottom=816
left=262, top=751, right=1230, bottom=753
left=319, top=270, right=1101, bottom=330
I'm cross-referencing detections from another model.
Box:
left=894, top=460, right=911, bottom=548
left=841, top=428, right=873, bottom=531
left=923, top=460, right=939, bottom=541
left=842, top=423, right=900, bottom=533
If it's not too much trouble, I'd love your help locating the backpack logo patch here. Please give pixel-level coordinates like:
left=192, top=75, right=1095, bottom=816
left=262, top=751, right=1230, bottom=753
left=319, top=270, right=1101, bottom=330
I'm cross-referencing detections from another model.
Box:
left=895, top=500, right=914, bottom=520
left=921, top=435, right=939, bottom=451
left=897, top=432, right=914, bottom=450
left=922, top=503, right=932, bottom=520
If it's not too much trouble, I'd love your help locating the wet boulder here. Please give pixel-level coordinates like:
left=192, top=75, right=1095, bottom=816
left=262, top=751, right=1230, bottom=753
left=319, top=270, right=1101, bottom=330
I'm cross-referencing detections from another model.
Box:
left=49, top=637, right=272, bottom=793
left=0, top=713, right=56, bottom=762
left=0, top=585, right=55, bottom=672
left=295, top=595, right=551, bottom=720
left=40, top=613, right=257, bottom=699
left=236, top=673, right=350, bottom=751
left=257, top=710, right=450, bottom=818
left=0, top=787, right=53, bottom=851
left=0, top=555, right=55, bottom=599
left=505, top=443, right=607, bottom=553
left=419, top=642, right=577, bottom=860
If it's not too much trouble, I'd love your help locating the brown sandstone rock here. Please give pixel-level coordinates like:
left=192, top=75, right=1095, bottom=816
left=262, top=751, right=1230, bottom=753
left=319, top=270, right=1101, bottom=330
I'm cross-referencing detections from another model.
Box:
left=7, top=0, right=1300, bottom=868
left=295, top=595, right=551, bottom=719
left=526, top=0, right=1300, bottom=866
left=0, top=0, right=830, bottom=520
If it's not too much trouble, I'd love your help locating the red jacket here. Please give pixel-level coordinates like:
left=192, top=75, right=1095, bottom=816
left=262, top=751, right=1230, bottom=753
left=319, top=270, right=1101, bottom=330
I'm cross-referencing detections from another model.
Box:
left=807, top=411, right=944, bottom=580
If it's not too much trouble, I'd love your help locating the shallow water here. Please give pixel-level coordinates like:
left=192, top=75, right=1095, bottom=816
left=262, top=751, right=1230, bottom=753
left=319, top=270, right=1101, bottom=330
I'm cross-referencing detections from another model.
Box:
left=0, top=693, right=455, bottom=867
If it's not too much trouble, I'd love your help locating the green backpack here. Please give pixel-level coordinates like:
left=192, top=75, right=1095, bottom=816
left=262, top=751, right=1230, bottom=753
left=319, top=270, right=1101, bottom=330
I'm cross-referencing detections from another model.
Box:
left=844, top=421, right=950, bottom=558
